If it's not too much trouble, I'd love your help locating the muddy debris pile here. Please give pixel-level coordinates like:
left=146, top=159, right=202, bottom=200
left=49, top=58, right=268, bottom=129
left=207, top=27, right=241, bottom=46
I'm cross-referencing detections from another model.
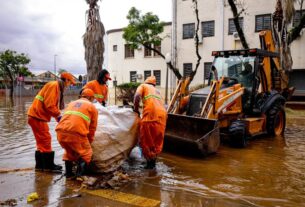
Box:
left=75, top=170, right=131, bottom=190
left=0, top=199, right=17, bottom=206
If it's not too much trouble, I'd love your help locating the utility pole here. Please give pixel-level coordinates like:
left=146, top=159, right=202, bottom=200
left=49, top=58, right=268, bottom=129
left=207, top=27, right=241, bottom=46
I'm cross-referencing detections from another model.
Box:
left=165, top=53, right=171, bottom=105
left=171, top=0, right=177, bottom=99
left=54, top=54, right=57, bottom=80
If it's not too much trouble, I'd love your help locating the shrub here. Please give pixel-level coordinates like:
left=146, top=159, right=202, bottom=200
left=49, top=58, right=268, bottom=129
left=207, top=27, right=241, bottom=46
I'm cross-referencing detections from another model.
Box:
left=116, top=82, right=141, bottom=104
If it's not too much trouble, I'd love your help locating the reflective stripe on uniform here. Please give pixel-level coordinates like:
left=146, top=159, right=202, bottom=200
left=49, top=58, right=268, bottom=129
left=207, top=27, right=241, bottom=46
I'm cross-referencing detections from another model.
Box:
left=94, top=94, right=104, bottom=99
left=64, top=110, right=91, bottom=122
left=35, top=95, right=44, bottom=102
left=143, top=94, right=161, bottom=101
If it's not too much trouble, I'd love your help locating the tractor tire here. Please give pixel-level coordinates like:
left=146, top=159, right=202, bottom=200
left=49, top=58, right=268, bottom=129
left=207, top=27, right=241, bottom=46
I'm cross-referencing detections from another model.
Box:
left=266, top=104, right=286, bottom=136
left=228, top=120, right=247, bottom=148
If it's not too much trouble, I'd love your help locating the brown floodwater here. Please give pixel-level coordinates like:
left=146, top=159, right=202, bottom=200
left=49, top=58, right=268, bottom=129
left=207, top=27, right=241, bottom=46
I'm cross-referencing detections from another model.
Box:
left=0, top=96, right=305, bottom=207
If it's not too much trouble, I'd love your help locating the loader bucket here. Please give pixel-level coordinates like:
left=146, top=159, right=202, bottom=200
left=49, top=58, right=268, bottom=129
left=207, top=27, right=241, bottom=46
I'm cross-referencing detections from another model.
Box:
left=164, top=114, right=220, bottom=157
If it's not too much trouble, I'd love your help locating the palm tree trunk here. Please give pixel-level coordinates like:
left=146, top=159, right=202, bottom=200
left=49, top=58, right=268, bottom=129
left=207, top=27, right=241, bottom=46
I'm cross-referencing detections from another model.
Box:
left=84, top=0, right=105, bottom=81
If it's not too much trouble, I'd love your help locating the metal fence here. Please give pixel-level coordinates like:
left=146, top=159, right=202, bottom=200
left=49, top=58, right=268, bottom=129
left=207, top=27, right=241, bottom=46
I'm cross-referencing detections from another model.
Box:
left=2, top=85, right=81, bottom=97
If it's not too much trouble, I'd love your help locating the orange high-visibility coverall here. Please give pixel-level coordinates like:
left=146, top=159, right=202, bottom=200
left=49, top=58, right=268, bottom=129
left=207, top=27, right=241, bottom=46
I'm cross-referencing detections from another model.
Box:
left=83, top=80, right=108, bottom=104
left=134, top=77, right=167, bottom=160
left=56, top=98, right=98, bottom=164
left=27, top=81, right=61, bottom=152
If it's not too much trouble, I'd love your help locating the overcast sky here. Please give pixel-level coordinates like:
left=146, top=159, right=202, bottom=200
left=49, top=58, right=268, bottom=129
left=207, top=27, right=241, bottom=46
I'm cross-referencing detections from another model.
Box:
left=0, top=0, right=171, bottom=75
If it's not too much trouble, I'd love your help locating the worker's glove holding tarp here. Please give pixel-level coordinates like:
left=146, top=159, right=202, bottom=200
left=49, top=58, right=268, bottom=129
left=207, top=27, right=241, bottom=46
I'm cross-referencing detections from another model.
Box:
left=132, top=106, right=140, bottom=117
left=56, top=115, right=62, bottom=122
left=133, top=109, right=140, bottom=117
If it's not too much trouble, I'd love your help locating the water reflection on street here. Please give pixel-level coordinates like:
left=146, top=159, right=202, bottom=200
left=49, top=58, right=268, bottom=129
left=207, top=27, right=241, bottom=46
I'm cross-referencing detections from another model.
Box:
left=1, top=96, right=305, bottom=206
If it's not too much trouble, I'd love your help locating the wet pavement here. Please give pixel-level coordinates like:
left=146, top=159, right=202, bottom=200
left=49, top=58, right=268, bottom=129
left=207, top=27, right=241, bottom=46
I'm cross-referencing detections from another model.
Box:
left=1, top=96, right=305, bottom=206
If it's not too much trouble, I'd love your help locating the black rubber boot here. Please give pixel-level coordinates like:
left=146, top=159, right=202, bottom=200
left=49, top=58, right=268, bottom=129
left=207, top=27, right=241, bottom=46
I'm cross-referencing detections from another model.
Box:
left=145, top=159, right=156, bottom=169
left=42, top=151, right=62, bottom=173
left=65, top=161, right=75, bottom=178
left=35, top=151, right=44, bottom=171
left=76, top=159, right=87, bottom=177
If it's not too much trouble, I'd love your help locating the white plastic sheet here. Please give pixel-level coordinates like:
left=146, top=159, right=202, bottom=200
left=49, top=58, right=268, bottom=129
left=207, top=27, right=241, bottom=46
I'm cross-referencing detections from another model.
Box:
left=91, top=104, right=139, bottom=172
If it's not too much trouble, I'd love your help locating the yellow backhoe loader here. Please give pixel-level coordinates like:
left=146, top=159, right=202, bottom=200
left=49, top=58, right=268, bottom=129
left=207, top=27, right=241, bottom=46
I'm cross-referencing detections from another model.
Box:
left=164, top=30, right=294, bottom=155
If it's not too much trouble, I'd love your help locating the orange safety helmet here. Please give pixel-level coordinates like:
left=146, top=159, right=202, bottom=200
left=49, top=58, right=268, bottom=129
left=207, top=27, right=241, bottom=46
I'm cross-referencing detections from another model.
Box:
left=144, top=76, right=156, bottom=86
left=81, top=88, right=94, bottom=97
left=60, top=72, right=76, bottom=85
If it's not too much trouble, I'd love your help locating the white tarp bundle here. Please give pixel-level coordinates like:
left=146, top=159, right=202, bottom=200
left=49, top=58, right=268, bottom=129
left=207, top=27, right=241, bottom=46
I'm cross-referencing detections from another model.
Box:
left=91, top=104, right=139, bottom=173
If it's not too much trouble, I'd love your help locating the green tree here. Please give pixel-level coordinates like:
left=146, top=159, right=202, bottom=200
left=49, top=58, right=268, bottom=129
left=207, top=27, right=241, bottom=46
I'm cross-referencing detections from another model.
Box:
left=0, top=50, right=31, bottom=97
left=123, top=7, right=182, bottom=80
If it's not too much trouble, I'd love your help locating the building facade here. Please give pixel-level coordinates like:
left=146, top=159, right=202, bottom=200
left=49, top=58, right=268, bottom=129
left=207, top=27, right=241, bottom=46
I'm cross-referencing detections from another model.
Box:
left=106, top=0, right=305, bottom=94
left=106, top=24, right=172, bottom=89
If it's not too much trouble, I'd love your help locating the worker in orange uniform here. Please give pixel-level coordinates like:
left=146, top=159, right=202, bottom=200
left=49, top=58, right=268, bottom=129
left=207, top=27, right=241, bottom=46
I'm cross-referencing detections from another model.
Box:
left=27, top=72, right=76, bottom=172
left=133, top=76, right=167, bottom=169
left=56, top=88, right=98, bottom=177
left=82, top=69, right=112, bottom=106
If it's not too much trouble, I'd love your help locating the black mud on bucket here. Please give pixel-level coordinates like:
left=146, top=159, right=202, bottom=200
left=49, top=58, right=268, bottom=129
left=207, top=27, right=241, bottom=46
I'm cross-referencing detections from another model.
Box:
left=164, top=113, right=220, bottom=157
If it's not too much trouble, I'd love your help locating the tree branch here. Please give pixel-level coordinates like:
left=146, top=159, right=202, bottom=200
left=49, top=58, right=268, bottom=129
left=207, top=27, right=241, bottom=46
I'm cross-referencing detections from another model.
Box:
left=190, top=0, right=202, bottom=82
left=288, top=13, right=305, bottom=44
left=144, top=44, right=182, bottom=80
left=228, top=0, right=249, bottom=49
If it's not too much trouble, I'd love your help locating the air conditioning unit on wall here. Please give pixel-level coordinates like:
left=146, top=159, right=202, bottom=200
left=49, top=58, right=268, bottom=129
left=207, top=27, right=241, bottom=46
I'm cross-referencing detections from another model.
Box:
left=233, top=32, right=240, bottom=40
left=194, top=35, right=203, bottom=44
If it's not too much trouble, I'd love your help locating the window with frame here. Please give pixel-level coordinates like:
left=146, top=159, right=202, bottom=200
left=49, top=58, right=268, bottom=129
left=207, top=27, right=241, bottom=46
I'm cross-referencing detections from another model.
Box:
left=153, top=70, right=161, bottom=86
left=153, top=44, right=161, bottom=57
left=125, top=44, right=134, bottom=58
left=113, top=45, right=117, bottom=52
left=144, top=70, right=151, bottom=80
left=130, top=71, right=137, bottom=82
left=144, top=47, right=152, bottom=57
left=228, top=17, right=244, bottom=35
left=202, top=21, right=215, bottom=37
left=183, top=23, right=195, bottom=39
left=255, top=14, right=271, bottom=32
left=183, top=63, right=193, bottom=77
left=293, top=10, right=305, bottom=27
left=204, top=62, right=212, bottom=80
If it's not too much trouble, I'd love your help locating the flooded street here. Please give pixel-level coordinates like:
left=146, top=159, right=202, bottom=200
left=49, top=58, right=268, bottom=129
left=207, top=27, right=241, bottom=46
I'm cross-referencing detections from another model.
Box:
left=1, top=96, right=305, bottom=207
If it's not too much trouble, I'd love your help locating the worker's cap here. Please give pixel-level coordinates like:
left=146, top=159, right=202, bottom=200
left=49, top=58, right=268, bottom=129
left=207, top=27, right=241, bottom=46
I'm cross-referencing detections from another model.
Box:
left=144, top=76, right=156, bottom=86
left=60, top=72, right=76, bottom=85
left=81, top=88, right=94, bottom=97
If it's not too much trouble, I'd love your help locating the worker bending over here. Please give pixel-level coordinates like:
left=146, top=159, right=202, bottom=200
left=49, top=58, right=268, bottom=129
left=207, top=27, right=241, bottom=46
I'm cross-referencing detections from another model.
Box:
left=133, top=76, right=167, bottom=169
left=27, top=72, right=75, bottom=172
left=56, top=89, right=98, bottom=178
left=82, top=69, right=111, bottom=106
